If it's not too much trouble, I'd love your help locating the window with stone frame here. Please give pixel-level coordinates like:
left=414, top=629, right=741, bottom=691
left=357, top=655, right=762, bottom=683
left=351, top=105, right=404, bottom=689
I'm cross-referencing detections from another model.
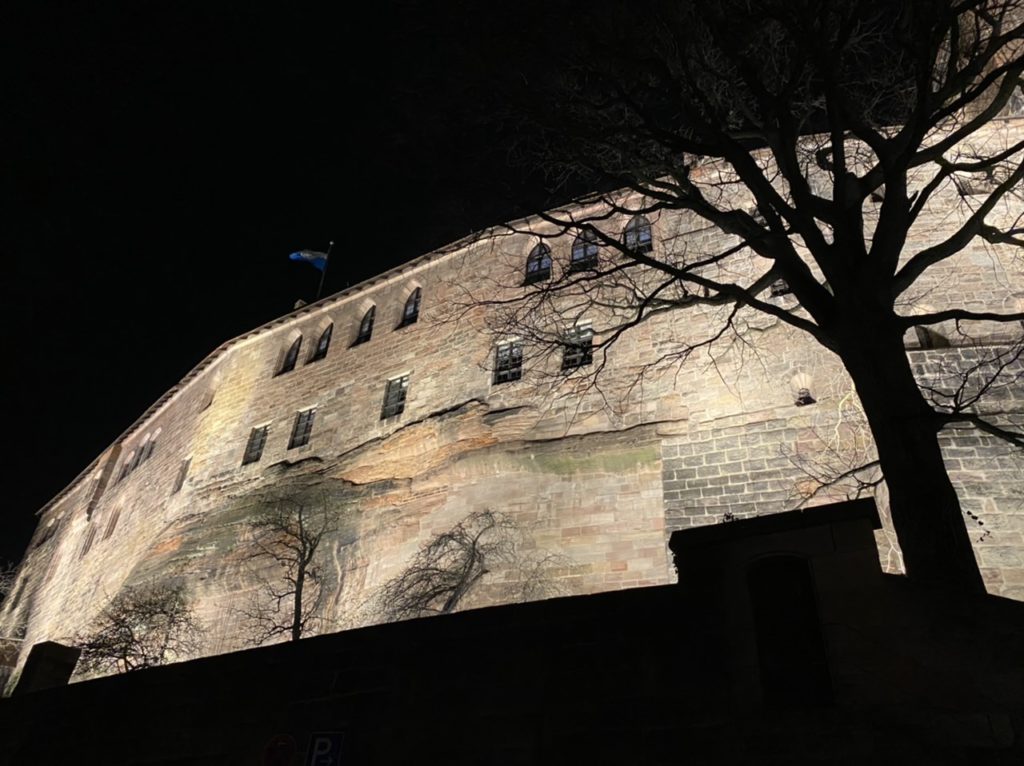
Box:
left=308, top=323, right=333, bottom=362
left=128, top=442, right=146, bottom=473
left=139, top=430, right=159, bottom=464
left=117, top=452, right=135, bottom=483
left=354, top=306, right=376, bottom=345
left=381, top=375, right=410, bottom=419
left=277, top=336, right=302, bottom=375
left=172, top=457, right=191, bottom=494
left=524, top=243, right=552, bottom=284
left=623, top=215, right=653, bottom=254
left=493, top=340, right=523, bottom=384
left=242, top=425, right=269, bottom=465
left=398, top=288, right=422, bottom=328
left=561, top=324, right=594, bottom=370
left=288, top=408, right=316, bottom=449
left=570, top=230, right=599, bottom=271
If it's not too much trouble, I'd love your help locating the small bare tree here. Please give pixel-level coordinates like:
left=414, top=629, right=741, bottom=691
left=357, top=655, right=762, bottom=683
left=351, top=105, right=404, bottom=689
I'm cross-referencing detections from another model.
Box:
left=377, top=510, right=565, bottom=621
left=0, top=562, right=15, bottom=606
left=242, top=491, right=336, bottom=644
left=74, top=581, right=202, bottom=675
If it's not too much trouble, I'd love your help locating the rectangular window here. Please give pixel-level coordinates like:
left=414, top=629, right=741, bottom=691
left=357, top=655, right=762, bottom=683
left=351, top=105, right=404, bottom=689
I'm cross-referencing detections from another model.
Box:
left=561, top=325, right=594, bottom=371
left=493, top=341, right=523, bottom=384
left=242, top=425, right=269, bottom=465
left=172, top=457, right=191, bottom=494
left=381, top=375, right=410, bottom=419
left=288, top=408, right=316, bottom=449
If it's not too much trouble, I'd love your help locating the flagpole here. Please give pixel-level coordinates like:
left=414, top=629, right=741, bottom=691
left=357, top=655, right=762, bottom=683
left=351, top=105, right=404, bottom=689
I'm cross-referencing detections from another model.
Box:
left=316, top=241, right=334, bottom=301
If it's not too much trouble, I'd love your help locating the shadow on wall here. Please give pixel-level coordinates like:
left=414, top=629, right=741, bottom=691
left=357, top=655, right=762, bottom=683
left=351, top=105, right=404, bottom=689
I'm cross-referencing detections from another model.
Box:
left=1, top=498, right=1022, bottom=764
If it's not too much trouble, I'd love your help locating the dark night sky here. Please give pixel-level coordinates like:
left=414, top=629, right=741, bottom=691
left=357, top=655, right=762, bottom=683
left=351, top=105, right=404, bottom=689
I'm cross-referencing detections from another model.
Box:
left=1, top=2, right=576, bottom=562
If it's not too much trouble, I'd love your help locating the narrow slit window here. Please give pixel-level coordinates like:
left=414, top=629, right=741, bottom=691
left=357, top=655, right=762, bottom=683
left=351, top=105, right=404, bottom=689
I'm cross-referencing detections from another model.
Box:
left=277, top=337, right=302, bottom=375
left=398, top=288, right=422, bottom=328
left=102, top=507, right=121, bottom=541
left=129, top=442, right=146, bottom=472
left=493, top=341, right=523, bottom=384
left=354, top=306, right=375, bottom=345
left=242, top=426, right=269, bottom=465
left=570, top=230, right=599, bottom=271
left=381, top=375, right=410, bottom=419
left=172, top=457, right=191, bottom=494
left=140, top=436, right=156, bottom=464
left=524, top=244, right=552, bottom=284
left=288, top=408, right=316, bottom=449
left=308, top=323, right=333, bottom=363
left=80, top=527, right=97, bottom=559
left=623, top=215, right=653, bottom=254
left=561, top=325, right=594, bottom=370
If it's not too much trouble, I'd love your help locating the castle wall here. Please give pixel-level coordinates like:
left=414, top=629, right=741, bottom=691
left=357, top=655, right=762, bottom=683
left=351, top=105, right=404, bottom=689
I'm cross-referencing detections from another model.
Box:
left=2, top=119, right=1022, bottom=682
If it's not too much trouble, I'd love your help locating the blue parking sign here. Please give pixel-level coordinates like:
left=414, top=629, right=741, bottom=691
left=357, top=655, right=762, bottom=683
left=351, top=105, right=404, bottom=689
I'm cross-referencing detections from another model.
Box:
left=306, top=731, right=344, bottom=765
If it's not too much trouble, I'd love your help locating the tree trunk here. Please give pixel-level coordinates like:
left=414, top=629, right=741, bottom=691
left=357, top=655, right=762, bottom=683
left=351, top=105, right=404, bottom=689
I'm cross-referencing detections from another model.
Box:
left=292, top=565, right=304, bottom=642
left=837, top=327, right=986, bottom=594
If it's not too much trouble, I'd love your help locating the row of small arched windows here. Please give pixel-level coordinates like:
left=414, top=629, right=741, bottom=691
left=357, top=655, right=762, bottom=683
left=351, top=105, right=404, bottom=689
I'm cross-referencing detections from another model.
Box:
left=276, top=287, right=422, bottom=375
left=275, top=218, right=654, bottom=375
left=524, top=215, right=653, bottom=284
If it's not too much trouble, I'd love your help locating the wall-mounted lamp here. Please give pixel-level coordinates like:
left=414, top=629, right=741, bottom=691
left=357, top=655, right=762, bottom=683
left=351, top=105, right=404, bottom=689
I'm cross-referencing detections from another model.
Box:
left=791, top=372, right=816, bottom=406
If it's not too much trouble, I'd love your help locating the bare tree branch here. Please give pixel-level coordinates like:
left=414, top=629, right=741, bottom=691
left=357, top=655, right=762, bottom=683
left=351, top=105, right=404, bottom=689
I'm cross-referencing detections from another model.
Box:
left=73, top=582, right=202, bottom=676
left=240, top=491, right=338, bottom=645
left=465, top=0, right=1024, bottom=592
left=376, top=510, right=567, bottom=621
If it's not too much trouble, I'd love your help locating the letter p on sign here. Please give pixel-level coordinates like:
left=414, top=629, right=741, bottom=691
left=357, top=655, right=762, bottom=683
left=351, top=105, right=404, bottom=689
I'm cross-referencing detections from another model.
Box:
left=306, top=732, right=344, bottom=766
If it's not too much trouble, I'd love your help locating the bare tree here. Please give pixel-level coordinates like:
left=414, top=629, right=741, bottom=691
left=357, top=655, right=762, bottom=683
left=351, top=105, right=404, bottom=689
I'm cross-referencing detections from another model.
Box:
left=462, top=0, right=1024, bottom=592
left=782, top=377, right=883, bottom=503
left=377, top=510, right=565, bottom=621
left=0, top=563, right=14, bottom=607
left=74, top=581, right=202, bottom=675
left=242, top=490, right=337, bottom=644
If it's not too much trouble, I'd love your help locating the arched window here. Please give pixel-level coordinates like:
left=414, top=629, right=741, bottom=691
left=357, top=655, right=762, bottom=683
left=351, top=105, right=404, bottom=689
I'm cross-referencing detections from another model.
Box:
left=398, top=287, right=421, bottom=328
left=354, top=306, right=375, bottom=346
left=308, top=323, right=333, bottom=362
left=570, top=230, right=599, bottom=271
left=524, top=243, right=552, bottom=284
left=140, top=428, right=160, bottom=463
left=277, top=336, right=302, bottom=375
left=623, top=215, right=653, bottom=254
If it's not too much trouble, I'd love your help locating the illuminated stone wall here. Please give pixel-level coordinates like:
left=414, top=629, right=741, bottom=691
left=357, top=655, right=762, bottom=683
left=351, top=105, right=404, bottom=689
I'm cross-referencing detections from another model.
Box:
left=2, top=119, right=1022, bottom=684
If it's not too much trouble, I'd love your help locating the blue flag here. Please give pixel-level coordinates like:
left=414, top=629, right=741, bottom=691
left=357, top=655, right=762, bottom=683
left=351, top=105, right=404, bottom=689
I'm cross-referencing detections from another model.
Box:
left=289, top=250, right=328, bottom=272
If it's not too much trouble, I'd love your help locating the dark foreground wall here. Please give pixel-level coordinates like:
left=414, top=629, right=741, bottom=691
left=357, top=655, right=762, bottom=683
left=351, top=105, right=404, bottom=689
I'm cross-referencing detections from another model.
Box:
left=1, top=501, right=1022, bottom=765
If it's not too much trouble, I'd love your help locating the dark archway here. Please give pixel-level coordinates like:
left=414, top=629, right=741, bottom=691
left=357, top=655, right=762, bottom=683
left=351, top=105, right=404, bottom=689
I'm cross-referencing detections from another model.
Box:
left=747, top=555, right=833, bottom=708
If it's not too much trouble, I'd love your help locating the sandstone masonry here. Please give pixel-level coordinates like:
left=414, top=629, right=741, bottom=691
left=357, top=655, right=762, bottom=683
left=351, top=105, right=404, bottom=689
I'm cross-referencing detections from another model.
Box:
left=2, top=118, right=1022, bottom=685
